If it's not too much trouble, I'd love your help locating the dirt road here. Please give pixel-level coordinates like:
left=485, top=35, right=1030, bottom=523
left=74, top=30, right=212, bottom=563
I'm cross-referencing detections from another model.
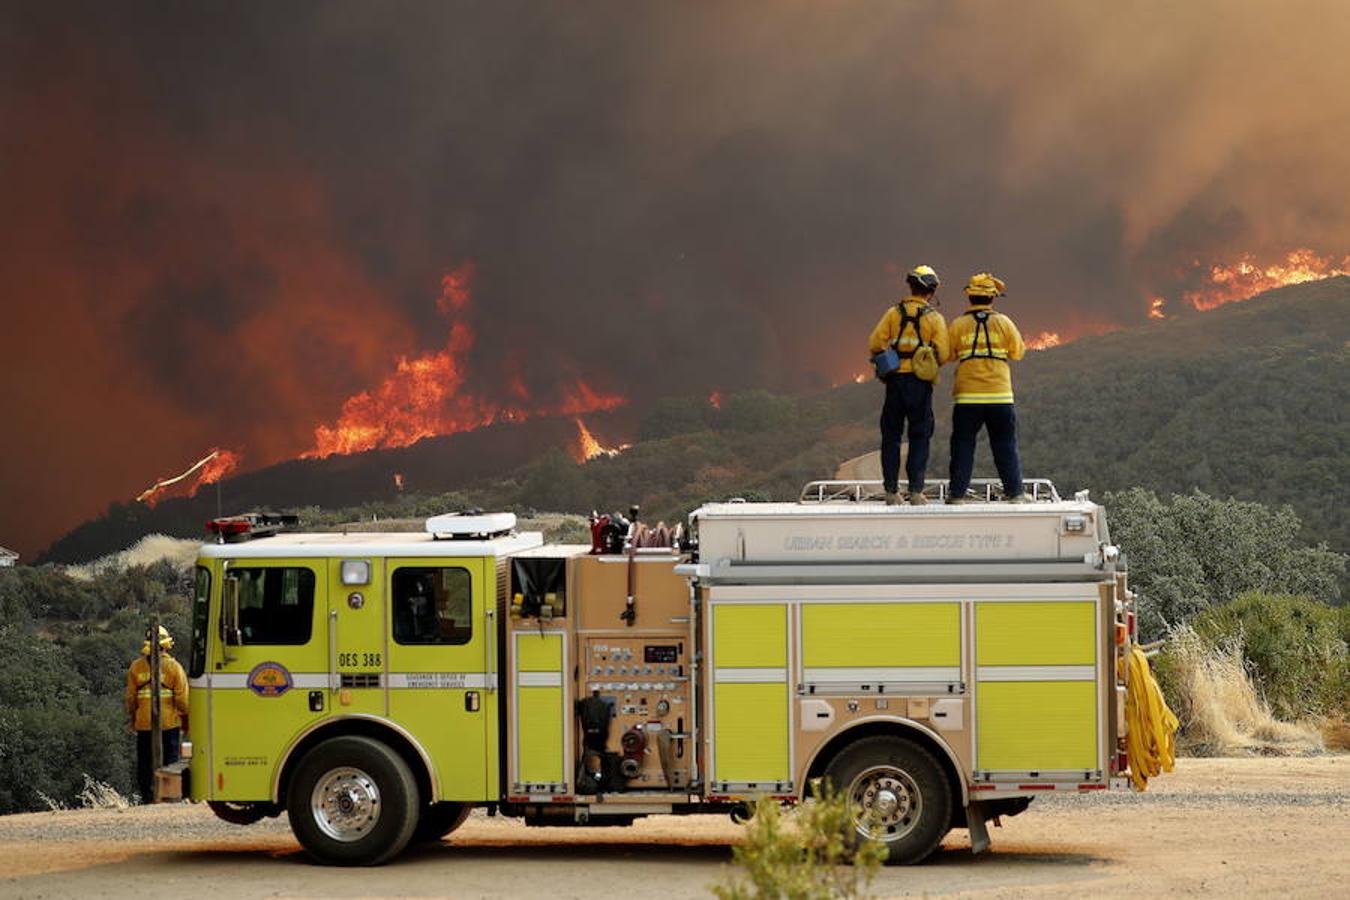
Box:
left=1, top=757, right=1345, bottom=899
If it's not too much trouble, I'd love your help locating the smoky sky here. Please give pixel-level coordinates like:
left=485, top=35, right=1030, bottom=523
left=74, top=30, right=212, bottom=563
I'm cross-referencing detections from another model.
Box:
left=3, top=0, right=1350, bottom=557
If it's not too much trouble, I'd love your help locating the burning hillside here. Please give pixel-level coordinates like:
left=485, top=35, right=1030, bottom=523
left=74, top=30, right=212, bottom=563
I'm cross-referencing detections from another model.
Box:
left=136, top=449, right=241, bottom=508
left=305, top=264, right=625, bottom=459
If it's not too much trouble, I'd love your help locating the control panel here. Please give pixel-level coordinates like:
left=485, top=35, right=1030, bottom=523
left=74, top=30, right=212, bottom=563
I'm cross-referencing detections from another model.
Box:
left=582, top=635, right=691, bottom=789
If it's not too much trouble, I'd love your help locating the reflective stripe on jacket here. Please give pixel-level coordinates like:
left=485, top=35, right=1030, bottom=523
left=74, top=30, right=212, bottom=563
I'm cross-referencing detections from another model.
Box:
left=867, top=297, right=950, bottom=375
left=125, top=653, right=190, bottom=731
left=944, top=304, right=1025, bottom=404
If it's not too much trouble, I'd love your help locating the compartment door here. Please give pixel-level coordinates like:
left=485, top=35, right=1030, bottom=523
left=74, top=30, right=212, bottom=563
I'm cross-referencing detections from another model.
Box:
left=710, top=603, right=791, bottom=791
left=800, top=602, right=961, bottom=693
left=974, top=599, right=1099, bottom=775
left=512, top=631, right=567, bottom=793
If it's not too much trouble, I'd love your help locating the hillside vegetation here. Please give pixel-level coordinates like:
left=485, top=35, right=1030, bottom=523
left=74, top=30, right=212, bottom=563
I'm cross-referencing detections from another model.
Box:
left=40, top=277, right=1350, bottom=567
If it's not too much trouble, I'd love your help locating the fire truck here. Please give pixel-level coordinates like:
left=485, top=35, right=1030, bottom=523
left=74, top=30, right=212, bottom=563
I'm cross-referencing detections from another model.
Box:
left=168, top=478, right=1153, bottom=866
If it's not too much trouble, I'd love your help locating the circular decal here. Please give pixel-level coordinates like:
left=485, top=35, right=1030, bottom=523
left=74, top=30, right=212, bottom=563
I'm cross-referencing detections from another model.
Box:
left=247, top=661, right=293, bottom=697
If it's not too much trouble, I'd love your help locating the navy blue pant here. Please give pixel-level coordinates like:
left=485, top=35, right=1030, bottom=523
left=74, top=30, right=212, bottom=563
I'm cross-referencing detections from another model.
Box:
left=136, top=727, right=181, bottom=803
left=879, top=373, right=934, bottom=493
left=949, top=404, right=1023, bottom=498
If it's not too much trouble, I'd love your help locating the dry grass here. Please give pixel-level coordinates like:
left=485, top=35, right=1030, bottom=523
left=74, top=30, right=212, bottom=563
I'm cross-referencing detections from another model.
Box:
left=1320, top=715, right=1350, bottom=751
left=1163, top=627, right=1323, bottom=756
left=65, top=534, right=199, bottom=579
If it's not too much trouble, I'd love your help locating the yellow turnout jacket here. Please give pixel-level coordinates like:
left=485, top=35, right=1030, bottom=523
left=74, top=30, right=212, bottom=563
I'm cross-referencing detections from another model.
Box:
left=867, top=297, right=950, bottom=375
left=125, top=652, right=190, bottom=731
left=944, top=303, right=1025, bottom=404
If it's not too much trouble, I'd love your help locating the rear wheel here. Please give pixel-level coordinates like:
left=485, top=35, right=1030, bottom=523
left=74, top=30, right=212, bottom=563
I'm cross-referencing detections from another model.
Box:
left=413, top=802, right=472, bottom=843
left=286, top=736, right=420, bottom=866
left=823, top=735, right=952, bottom=865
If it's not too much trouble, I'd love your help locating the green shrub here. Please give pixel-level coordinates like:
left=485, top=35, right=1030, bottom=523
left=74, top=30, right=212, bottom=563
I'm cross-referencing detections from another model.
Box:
left=1188, top=593, right=1348, bottom=719
left=1106, top=489, right=1345, bottom=639
left=712, top=786, right=886, bottom=900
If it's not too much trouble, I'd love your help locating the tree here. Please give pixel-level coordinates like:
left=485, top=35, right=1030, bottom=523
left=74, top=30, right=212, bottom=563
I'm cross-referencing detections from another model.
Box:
left=1106, top=489, right=1346, bottom=639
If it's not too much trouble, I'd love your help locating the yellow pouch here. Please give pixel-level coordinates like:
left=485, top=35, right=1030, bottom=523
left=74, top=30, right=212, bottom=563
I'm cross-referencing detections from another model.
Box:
left=912, top=345, right=940, bottom=383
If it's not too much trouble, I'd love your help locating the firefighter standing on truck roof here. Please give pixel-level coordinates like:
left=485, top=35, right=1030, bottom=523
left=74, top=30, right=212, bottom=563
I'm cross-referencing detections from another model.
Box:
left=125, top=625, right=189, bottom=803
left=867, top=265, right=950, bottom=506
left=944, top=273, right=1028, bottom=503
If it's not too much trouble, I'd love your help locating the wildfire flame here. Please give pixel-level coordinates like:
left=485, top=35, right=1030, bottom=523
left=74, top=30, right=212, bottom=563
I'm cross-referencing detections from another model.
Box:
left=305, top=263, right=624, bottom=459
left=136, top=448, right=241, bottom=507
left=574, top=418, right=629, bottom=462
left=1148, top=297, right=1167, bottom=319
left=708, top=390, right=723, bottom=409
left=393, top=472, right=405, bottom=491
left=1026, top=332, right=1062, bottom=351
left=1183, top=248, right=1350, bottom=311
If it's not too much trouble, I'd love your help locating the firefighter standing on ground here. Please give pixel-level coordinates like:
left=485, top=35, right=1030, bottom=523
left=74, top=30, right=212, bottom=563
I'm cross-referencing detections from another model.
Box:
left=944, top=273, right=1028, bottom=503
left=868, top=265, right=950, bottom=505
left=125, top=626, right=189, bottom=802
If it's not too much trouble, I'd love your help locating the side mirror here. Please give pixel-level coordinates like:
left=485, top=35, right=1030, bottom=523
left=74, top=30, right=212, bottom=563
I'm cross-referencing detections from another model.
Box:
left=222, top=575, right=243, bottom=650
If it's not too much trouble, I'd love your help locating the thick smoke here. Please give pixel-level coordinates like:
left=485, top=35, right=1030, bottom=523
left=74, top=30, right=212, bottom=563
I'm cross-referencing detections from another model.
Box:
left=3, top=1, right=1349, bottom=555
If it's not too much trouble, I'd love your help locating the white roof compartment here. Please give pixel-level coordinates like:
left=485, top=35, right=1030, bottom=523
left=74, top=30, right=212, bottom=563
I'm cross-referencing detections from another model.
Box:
left=425, top=511, right=517, bottom=539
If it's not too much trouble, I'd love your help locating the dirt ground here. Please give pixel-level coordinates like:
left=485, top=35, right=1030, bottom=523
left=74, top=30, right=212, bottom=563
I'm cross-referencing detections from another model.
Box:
left=1, top=756, right=1345, bottom=899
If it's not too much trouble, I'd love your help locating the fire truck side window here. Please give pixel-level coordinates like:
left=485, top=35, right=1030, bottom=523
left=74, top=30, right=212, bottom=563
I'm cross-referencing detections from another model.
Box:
left=232, top=567, right=316, bottom=645
left=392, top=566, right=472, bottom=645
left=188, top=566, right=211, bottom=678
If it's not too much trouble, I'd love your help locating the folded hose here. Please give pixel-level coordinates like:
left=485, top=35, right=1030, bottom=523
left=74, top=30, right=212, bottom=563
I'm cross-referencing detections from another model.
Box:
left=1124, top=645, right=1180, bottom=790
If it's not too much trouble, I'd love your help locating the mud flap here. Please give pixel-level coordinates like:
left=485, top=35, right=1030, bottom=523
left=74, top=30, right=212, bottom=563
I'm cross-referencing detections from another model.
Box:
left=965, top=802, right=991, bottom=855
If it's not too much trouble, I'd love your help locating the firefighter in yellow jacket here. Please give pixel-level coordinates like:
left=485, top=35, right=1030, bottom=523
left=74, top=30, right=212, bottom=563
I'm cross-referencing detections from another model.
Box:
left=943, top=273, right=1028, bottom=503
left=125, top=625, right=189, bottom=802
left=867, top=265, right=950, bottom=505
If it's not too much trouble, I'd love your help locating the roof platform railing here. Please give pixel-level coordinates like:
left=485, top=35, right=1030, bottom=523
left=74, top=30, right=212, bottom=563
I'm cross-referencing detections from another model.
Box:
left=798, top=478, right=1062, bottom=504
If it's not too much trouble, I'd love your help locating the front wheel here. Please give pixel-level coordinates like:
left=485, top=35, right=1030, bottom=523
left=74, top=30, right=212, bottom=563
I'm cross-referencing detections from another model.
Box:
left=823, top=736, right=952, bottom=865
left=286, top=736, right=420, bottom=866
left=413, top=801, right=472, bottom=843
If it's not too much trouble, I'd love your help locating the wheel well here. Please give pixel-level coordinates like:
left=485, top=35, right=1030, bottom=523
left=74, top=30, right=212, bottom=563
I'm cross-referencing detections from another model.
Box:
left=804, top=721, right=967, bottom=817
left=275, top=718, right=434, bottom=807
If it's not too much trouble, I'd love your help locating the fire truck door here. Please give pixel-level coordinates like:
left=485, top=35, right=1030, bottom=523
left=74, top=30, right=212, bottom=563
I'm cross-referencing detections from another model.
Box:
left=210, top=559, right=328, bottom=801
left=385, top=557, right=492, bottom=801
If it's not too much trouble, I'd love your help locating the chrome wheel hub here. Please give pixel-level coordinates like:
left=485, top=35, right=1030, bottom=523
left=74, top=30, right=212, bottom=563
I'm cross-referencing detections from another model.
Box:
left=848, top=765, right=921, bottom=840
left=311, top=767, right=380, bottom=842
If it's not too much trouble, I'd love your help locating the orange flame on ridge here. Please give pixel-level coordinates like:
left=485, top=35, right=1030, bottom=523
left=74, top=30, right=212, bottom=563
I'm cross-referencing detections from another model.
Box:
left=1027, top=332, right=1061, bottom=351
left=1183, top=248, right=1350, bottom=311
left=136, top=448, right=241, bottom=507
left=574, top=419, right=629, bottom=462
left=1148, top=297, right=1167, bottom=319
left=304, top=263, right=624, bottom=459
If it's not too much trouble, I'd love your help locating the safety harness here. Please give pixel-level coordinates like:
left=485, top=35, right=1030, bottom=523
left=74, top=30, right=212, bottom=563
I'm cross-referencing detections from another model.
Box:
left=960, top=308, right=1009, bottom=364
left=893, top=303, right=930, bottom=359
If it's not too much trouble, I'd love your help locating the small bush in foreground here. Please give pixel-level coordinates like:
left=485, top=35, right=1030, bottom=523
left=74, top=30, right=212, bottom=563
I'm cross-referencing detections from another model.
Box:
left=712, top=785, right=886, bottom=900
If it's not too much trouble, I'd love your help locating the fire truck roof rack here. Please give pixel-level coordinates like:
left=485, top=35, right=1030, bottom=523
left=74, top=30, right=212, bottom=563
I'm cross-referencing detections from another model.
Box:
left=206, top=512, right=300, bottom=542
left=799, top=478, right=1061, bottom=504
left=425, top=511, right=517, bottom=540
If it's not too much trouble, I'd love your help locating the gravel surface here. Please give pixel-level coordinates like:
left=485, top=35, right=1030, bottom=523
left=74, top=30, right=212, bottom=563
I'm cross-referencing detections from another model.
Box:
left=0, top=756, right=1345, bottom=898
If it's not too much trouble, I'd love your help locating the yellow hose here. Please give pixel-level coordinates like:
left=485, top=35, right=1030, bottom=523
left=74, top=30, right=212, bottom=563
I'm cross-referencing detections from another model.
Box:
left=1124, top=645, right=1179, bottom=790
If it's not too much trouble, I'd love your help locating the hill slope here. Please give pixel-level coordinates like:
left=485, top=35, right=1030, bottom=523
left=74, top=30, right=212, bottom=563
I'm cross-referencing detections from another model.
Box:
left=41, top=277, right=1350, bottom=562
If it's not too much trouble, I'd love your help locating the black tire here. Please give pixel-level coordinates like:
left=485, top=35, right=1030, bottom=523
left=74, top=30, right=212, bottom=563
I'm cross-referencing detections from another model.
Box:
left=822, top=735, right=952, bottom=865
left=286, top=736, right=421, bottom=866
left=207, top=801, right=273, bottom=826
left=413, top=802, right=472, bottom=843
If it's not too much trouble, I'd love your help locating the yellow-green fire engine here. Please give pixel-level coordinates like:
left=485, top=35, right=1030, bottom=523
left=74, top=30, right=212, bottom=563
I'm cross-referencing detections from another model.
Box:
left=169, top=478, right=1163, bottom=866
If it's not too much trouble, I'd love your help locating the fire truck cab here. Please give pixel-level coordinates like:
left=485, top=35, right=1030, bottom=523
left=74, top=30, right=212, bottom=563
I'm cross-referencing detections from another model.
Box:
left=179, top=480, right=1144, bottom=866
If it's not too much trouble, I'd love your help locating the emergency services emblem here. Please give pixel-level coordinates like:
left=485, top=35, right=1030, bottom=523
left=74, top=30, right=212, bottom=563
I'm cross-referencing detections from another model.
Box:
left=247, top=661, right=293, bottom=697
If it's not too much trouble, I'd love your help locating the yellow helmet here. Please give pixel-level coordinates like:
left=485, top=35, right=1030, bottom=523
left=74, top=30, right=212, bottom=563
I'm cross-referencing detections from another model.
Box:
left=906, top=265, right=940, bottom=292
left=141, top=625, right=173, bottom=655
left=965, top=272, right=1006, bottom=299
